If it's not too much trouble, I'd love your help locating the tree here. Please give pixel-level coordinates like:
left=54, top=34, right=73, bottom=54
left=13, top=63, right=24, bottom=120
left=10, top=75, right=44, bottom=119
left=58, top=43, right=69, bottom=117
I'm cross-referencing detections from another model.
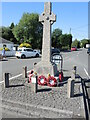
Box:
left=0, top=23, right=17, bottom=44
left=51, top=28, right=62, bottom=48
left=72, top=39, right=80, bottom=48
left=68, top=34, right=72, bottom=49
left=59, top=34, right=72, bottom=49
left=13, top=13, right=43, bottom=49
left=9, top=22, right=14, bottom=29
left=80, top=39, right=89, bottom=48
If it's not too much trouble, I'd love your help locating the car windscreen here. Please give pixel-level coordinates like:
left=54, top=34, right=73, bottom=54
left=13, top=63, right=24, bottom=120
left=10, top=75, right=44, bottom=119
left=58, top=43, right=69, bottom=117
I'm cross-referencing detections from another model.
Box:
left=88, top=48, right=90, bottom=51
left=17, top=49, right=22, bottom=51
left=25, top=49, right=33, bottom=52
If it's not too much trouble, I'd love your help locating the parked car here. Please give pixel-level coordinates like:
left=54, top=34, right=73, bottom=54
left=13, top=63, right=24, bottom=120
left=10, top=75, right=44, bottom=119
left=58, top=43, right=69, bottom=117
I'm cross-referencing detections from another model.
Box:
left=71, top=47, right=77, bottom=51
left=86, top=44, right=90, bottom=49
left=15, top=47, right=40, bottom=58
left=33, top=49, right=40, bottom=54
left=51, top=48, right=60, bottom=55
left=87, top=48, right=90, bottom=55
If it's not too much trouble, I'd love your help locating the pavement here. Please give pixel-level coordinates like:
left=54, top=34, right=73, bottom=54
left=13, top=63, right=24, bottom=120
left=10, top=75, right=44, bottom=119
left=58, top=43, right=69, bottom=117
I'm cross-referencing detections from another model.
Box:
left=0, top=71, right=85, bottom=118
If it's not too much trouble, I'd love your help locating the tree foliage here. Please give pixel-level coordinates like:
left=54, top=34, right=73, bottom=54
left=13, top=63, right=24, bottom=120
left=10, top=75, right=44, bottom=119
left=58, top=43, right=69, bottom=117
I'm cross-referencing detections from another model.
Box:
left=51, top=28, right=62, bottom=48
left=10, top=22, right=15, bottom=29
left=13, top=13, right=43, bottom=49
left=51, top=28, right=72, bottom=49
left=59, top=34, right=72, bottom=49
left=0, top=23, right=17, bottom=44
left=80, top=39, right=89, bottom=48
left=71, top=39, right=80, bottom=48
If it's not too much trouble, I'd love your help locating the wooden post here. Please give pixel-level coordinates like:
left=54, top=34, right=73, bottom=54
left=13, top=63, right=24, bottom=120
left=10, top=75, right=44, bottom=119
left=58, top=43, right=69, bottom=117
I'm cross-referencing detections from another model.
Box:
left=4, top=73, right=9, bottom=88
left=23, top=66, right=27, bottom=78
left=67, top=78, right=74, bottom=98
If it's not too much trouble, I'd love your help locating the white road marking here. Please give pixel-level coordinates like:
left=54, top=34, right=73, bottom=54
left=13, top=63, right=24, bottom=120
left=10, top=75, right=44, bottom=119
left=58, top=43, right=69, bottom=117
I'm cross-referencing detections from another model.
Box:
left=76, top=52, right=80, bottom=56
left=84, top=68, right=90, bottom=79
left=9, top=73, right=22, bottom=80
left=0, top=81, right=4, bottom=84
left=0, top=69, right=32, bottom=84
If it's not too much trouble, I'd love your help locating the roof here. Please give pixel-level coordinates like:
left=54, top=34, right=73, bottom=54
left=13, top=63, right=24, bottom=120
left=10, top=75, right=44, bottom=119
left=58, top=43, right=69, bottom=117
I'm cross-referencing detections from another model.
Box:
left=0, top=37, right=14, bottom=44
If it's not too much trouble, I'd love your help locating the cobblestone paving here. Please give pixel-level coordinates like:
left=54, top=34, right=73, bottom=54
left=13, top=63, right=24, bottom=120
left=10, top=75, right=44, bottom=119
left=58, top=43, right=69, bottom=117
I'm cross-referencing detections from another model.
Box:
left=0, top=74, right=84, bottom=118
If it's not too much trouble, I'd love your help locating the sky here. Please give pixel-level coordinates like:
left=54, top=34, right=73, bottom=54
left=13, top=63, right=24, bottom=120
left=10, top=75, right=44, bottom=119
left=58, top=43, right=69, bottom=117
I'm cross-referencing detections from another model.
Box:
left=1, top=2, right=89, bottom=41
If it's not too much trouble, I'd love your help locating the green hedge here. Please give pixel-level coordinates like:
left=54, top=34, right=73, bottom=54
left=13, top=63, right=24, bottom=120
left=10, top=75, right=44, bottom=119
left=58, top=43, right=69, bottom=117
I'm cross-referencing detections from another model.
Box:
left=61, top=46, right=70, bottom=51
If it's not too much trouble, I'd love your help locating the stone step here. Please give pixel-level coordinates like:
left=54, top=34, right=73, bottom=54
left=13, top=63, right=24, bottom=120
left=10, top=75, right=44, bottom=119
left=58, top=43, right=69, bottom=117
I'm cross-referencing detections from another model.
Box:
left=1, top=99, right=73, bottom=118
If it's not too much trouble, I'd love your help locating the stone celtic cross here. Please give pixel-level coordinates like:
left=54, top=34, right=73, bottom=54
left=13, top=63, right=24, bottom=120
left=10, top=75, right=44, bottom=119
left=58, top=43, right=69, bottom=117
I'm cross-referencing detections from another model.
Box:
left=39, top=2, right=56, bottom=63
left=34, top=2, right=57, bottom=77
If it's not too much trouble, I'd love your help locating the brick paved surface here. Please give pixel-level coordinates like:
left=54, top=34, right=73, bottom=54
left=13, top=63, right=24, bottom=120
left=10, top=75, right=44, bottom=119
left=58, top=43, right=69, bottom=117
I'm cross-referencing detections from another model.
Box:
left=0, top=73, right=85, bottom=118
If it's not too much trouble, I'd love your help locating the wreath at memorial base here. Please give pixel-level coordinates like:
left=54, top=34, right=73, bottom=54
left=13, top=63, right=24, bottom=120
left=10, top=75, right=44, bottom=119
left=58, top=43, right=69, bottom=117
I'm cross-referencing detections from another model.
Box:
left=38, top=75, right=47, bottom=85
left=28, top=70, right=34, bottom=83
left=59, top=72, right=63, bottom=82
left=47, top=75, right=57, bottom=87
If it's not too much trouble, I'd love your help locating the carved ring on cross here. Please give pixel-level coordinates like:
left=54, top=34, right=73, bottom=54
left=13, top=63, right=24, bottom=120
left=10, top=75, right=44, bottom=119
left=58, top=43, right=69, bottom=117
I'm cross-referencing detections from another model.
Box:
left=46, top=16, right=49, bottom=20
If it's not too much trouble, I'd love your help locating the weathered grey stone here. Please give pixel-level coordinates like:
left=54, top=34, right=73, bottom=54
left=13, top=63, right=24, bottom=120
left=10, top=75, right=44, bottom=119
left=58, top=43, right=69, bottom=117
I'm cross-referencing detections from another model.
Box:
left=67, top=78, right=74, bottom=98
left=31, top=75, right=38, bottom=93
left=71, top=66, right=77, bottom=79
left=22, top=66, right=27, bottom=78
left=34, top=2, right=57, bottom=77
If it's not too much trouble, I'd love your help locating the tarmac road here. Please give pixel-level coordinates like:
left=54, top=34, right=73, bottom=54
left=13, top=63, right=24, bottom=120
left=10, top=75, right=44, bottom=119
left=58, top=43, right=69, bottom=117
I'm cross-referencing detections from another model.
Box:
left=0, top=48, right=89, bottom=81
left=62, top=48, right=88, bottom=79
left=0, top=57, right=41, bottom=81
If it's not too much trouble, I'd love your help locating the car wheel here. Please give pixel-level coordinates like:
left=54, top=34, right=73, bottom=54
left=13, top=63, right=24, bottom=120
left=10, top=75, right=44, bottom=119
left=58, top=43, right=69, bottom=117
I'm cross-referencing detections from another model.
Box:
left=17, top=56, right=19, bottom=59
left=36, top=54, right=39, bottom=57
left=21, top=54, right=26, bottom=59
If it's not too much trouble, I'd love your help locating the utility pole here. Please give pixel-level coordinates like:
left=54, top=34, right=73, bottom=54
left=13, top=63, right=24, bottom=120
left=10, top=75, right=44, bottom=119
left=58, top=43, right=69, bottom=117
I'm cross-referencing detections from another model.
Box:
left=69, top=28, right=71, bottom=34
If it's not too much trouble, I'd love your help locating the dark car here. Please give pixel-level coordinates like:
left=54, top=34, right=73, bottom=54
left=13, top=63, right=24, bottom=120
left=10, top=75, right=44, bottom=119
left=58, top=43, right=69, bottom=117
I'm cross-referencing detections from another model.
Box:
left=87, top=48, right=90, bottom=55
left=51, top=48, right=60, bottom=55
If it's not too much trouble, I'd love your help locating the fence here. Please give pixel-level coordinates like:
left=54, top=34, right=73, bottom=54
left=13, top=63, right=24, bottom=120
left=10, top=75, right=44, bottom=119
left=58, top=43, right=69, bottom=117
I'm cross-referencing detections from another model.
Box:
left=0, top=50, right=16, bottom=57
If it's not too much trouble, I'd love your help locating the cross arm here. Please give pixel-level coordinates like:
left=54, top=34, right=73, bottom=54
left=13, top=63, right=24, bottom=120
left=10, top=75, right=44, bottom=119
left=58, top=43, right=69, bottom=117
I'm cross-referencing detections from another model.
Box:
left=50, top=12, right=56, bottom=22
left=39, top=12, right=45, bottom=23
left=50, top=12, right=56, bottom=24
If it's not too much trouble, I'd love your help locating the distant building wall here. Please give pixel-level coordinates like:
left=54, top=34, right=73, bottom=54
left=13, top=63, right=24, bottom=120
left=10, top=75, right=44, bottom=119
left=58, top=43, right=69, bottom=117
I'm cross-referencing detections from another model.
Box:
left=0, top=43, right=14, bottom=50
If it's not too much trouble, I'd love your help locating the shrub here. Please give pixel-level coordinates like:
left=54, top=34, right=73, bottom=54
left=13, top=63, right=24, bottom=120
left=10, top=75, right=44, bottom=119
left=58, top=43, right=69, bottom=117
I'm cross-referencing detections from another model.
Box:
left=71, top=39, right=80, bottom=48
left=61, top=46, right=70, bottom=51
left=19, top=43, right=31, bottom=48
left=0, top=48, right=10, bottom=51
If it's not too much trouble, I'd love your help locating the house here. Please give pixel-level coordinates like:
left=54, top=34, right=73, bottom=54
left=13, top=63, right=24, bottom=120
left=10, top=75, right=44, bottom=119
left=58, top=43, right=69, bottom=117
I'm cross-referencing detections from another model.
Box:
left=0, top=37, right=19, bottom=56
left=0, top=37, right=14, bottom=50
left=0, top=37, right=19, bottom=51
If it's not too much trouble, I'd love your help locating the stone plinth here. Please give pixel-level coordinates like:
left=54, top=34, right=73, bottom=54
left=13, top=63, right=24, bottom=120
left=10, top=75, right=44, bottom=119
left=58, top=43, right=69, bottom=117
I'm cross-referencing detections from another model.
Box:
left=34, top=61, right=57, bottom=77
